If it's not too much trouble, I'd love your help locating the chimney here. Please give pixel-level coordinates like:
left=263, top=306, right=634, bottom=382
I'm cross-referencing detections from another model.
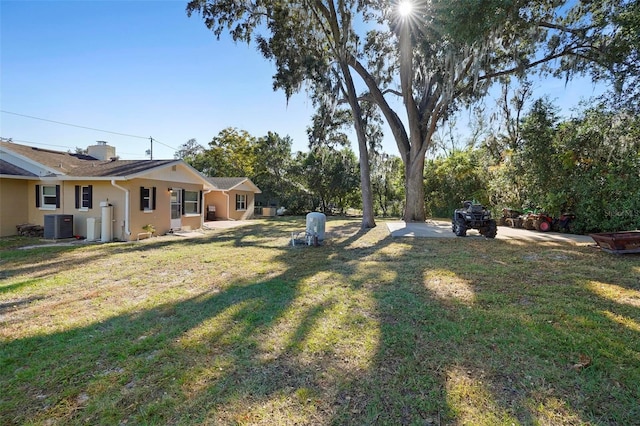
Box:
left=87, top=141, right=116, bottom=161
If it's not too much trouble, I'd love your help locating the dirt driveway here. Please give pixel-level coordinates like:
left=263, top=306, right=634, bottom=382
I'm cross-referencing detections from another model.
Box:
left=386, top=220, right=594, bottom=244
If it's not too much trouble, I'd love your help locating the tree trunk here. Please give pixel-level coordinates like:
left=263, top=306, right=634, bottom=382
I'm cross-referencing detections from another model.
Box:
left=403, top=149, right=427, bottom=222
left=339, top=60, right=376, bottom=229
left=358, top=151, right=376, bottom=228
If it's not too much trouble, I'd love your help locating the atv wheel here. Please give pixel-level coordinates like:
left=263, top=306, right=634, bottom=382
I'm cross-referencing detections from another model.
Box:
left=537, top=220, right=551, bottom=232
left=453, top=219, right=467, bottom=237
left=484, top=220, right=497, bottom=238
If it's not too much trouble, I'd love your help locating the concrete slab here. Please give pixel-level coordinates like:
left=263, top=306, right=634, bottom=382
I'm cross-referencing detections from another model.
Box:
left=169, top=230, right=207, bottom=238
left=493, top=225, right=593, bottom=244
left=386, top=220, right=453, bottom=238
left=386, top=220, right=593, bottom=244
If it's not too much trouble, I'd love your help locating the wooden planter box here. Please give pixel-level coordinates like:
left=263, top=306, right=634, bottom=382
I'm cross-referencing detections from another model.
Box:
left=590, top=231, right=640, bottom=254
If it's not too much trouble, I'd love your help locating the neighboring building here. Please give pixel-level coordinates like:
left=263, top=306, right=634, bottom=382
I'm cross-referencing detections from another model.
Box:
left=0, top=141, right=261, bottom=240
left=204, top=177, right=262, bottom=221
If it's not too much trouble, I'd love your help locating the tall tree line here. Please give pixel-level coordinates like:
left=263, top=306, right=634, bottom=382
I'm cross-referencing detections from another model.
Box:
left=425, top=93, right=640, bottom=233
left=177, top=88, right=638, bottom=233
left=186, top=0, right=637, bottom=227
left=175, top=129, right=406, bottom=217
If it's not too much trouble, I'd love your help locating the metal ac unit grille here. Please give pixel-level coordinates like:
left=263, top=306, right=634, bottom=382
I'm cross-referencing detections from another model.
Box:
left=44, top=214, right=74, bottom=239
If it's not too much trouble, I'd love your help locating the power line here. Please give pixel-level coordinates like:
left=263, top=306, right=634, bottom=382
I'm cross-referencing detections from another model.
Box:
left=5, top=138, right=150, bottom=158
left=2, top=109, right=179, bottom=153
left=150, top=137, right=177, bottom=151
left=1, top=110, right=149, bottom=140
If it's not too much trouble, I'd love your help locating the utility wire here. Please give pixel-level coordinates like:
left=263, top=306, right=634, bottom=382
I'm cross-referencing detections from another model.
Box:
left=1, top=110, right=148, bottom=139
left=150, top=137, right=177, bottom=151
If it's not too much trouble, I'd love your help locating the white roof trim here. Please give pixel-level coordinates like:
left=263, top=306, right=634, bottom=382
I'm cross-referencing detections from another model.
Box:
left=124, top=160, right=215, bottom=189
left=0, top=146, right=60, bottom=176
left=0, top=174, right=35, bottom=180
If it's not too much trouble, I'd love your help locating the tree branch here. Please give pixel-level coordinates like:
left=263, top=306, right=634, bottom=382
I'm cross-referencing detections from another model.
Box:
left=477, top=44, right=599, bottom=82
left=348, top=55, right=411, bottom=160
left=538, top=21, right=595, bottom=36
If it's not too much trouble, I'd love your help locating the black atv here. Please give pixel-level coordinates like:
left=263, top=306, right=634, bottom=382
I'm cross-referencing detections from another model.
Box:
left=452, top=201, right=497, bottom=238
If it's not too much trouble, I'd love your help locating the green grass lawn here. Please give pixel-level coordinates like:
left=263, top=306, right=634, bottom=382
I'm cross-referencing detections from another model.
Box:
left=1, top=217, right=638, bottom=425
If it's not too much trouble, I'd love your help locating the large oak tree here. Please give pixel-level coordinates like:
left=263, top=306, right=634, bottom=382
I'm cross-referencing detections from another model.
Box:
left=187, top=0, right=637, bottom=222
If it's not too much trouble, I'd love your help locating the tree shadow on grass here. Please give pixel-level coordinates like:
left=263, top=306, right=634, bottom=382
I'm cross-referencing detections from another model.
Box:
left=325, top=236, right=640, bottom=424
left=1, top=219, right=639, bottom=424
left=0, top=244, right=111, bottom=282
left=1, top=276, right=302, bottom=424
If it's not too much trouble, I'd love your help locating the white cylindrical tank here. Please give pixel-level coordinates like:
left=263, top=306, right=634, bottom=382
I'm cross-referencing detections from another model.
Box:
left=306, top=212, right=326, bottom=242
left=100, top=201, right=113, bottom=242
left=86, top=217, right=102, bottom=241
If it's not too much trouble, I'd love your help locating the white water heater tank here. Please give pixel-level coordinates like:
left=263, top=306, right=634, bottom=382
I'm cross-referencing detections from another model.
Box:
left=306, top=212, right=326, bottom=241
left=100, top=201, right=113, bottom=242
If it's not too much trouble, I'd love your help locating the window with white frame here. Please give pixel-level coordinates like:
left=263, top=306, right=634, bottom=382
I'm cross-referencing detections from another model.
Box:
left=41, top=185, right=58, bottom=208
left=183, top=190, right=200, bottom=214
left=75, top=185, right=93, bottom=209
left=236, top=193, right=247, bottom=211
left=140, top=186, right=156, bottom=211
left=82, top=186, right=91, bottom=208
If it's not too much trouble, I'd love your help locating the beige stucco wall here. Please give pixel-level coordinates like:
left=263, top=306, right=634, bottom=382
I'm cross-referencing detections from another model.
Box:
left=122, top=178, right=204, bottom=239
left=0, top=178, right=30, bottom=237
left=63, top=181, right=124, bottom=239
left=204, top=190, right=255, bottom=221
left=229, top=190, right=255, bottom=220
left=21, top=179, right=201, bottom=242
left=204, top=192, right=229, bottom=220
left=23, top=180, right=127, bottom=241
left=4, top=163, right=207, bottom=241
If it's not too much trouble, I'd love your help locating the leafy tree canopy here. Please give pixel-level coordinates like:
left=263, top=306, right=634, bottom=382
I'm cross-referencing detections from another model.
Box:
left=187, top=0, right=638, bottom=221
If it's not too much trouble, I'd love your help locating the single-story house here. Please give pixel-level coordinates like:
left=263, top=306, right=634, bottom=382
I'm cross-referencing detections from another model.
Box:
left=204, top=177, right=262, bottom=221
left=0, top=141, right=261, bottom=240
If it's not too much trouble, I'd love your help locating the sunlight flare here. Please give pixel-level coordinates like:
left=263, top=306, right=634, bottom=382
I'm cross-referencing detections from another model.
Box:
left=398, top=1, right=413, bottom=17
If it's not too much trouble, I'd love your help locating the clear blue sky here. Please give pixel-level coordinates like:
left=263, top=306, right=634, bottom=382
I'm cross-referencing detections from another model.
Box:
left=1, top=1, right=606, bottom=160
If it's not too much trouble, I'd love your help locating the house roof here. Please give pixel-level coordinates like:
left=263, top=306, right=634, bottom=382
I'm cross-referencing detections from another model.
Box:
left=206, top=177, right=261, bottom=193
left=206, top=177, right=248, bottom=190
left=0, top=159, right=38, bottom=177
left=1, top=140, right=178, bottom=178
left=63, top=159, right=178, bottom=177
left=1, top=140, right=98, bottom=174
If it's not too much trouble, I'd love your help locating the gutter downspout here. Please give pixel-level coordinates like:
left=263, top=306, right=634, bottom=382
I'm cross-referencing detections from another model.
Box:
left=201, top=189, right=212, bottom=228
left=111, top=180, right=131, bottom=240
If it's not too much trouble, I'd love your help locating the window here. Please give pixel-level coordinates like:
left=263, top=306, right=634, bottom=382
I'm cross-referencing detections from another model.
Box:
left=236, top=194, right=247, bottom=211
left=42, top=186, right=57, bottom=206
left=75, top=185, right=93, bottom=209
left=36, top=184, right=60, bottom=209
left=183, top=190, right=200, bottom=215
left=140, top=186, right=156, bottom=211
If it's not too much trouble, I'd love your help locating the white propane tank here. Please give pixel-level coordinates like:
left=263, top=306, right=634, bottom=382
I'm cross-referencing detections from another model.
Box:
left=306, top=212, right=326, bottom=244
left=100, top=201, right=113, bottom=242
